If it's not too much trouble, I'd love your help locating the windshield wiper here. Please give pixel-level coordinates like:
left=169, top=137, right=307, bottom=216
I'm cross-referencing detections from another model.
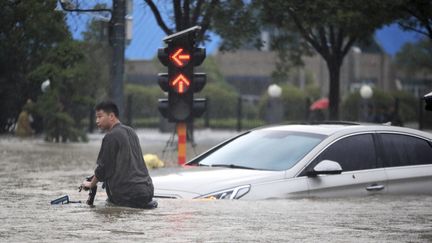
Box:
left=210, top=164, right=257, bottom=170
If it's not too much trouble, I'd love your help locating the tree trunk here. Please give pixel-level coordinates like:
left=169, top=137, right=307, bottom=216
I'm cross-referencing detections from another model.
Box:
left=326, top=59, right=341, bottom=120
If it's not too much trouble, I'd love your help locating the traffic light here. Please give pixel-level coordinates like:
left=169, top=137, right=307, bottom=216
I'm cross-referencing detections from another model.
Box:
left=157, top=26, right=207, bottom=122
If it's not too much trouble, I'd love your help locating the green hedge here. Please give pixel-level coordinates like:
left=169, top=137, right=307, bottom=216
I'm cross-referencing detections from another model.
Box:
left=125, top=82, right=241, bottom=128
left=391, top=90, right=418, bottom=122
left=125, top=84, right=164, bottom=118
left=126, top=82, right=418, bottom=128
left=341, top=88, right=417, bottom=122
left=258, top=84, right=307, bottom=121
left=199, top=83, right=238, bottom=119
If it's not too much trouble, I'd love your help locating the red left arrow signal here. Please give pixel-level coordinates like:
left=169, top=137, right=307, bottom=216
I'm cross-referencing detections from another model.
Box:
left=170, top=48, right=190, bottom=67
left=171, top=74, right=190, bottom=94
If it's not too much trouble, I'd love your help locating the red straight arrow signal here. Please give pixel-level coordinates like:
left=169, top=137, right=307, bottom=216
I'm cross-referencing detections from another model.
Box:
left=171, top=74, right=190, bottom=93
left=170, top=48, right=190, bottom=67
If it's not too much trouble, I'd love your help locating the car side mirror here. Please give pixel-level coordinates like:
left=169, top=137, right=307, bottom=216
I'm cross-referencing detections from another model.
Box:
left=306, top=160, right=343, bottom=177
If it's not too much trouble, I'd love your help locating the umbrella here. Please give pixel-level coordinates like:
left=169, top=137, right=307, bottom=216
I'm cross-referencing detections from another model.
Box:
left=310, top=98, right=329, bottom=110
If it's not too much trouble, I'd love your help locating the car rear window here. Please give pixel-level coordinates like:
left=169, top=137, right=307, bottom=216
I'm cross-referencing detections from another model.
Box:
left=380, top=133, right=432, bottom=167
left=197, top=130, right=326, bottom=171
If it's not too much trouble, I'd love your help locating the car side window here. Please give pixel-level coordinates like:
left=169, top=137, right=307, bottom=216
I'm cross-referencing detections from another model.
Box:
left=300, top=134, right=377, bottom=176
left=380, top=133, right=432, bottom=167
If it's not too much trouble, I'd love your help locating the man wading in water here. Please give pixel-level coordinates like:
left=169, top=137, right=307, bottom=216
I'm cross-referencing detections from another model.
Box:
left=81, top=101, right=156, bottom=208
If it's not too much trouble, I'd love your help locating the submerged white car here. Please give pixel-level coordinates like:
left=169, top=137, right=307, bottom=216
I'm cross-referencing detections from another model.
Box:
left=152, top=123, right=432, bottom=199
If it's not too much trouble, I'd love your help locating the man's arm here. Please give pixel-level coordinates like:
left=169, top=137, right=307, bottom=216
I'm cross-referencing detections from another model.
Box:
left=94, top=134, right=118, bottom=182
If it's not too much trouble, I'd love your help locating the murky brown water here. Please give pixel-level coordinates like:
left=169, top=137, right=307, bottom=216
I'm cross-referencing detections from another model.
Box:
left=1, top=134, right=432, bottom=242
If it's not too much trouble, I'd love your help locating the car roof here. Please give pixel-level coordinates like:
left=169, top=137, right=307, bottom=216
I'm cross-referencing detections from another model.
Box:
left=257, top=122, right=432, bottom=138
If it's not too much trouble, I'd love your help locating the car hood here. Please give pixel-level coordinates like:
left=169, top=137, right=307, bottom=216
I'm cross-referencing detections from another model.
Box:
left=150, top=166, right=284, bottom=199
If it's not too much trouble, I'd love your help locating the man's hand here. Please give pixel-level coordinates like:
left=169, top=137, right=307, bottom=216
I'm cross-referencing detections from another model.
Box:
left=80, top=175, right=98, bottom=191
left=81, top=180, right=93, bottom=190
left=78, top=175, right=99, bottom=206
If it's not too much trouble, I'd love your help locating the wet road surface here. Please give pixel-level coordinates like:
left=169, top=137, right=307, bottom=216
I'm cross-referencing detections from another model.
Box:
left=1, top=132, right=432, bottom=242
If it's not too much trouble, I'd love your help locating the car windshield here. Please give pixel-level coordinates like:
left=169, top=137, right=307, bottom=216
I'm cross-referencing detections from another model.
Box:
left=197, top=130, right=326, bottom=171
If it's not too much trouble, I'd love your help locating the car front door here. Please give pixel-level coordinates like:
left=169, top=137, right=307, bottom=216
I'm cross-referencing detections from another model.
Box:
left=299, top=133, right=388, bottom=197
left=379, top=133, right=432, bottom=195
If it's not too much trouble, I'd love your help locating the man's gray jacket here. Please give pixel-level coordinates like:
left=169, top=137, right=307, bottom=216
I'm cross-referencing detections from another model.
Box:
left=95, top=123, right=154, bottom=207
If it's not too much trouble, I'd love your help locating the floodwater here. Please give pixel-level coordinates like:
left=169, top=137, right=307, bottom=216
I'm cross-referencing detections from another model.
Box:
left=1, top=133, right=432, bottom=242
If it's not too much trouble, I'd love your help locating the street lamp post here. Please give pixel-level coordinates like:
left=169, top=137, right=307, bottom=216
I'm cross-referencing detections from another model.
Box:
left=359, top=84, right=373, bottom=122
left=267, top=84, right=283, bottom=124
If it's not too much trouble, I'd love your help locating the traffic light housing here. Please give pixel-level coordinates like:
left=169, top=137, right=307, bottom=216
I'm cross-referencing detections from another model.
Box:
left=157, top=26, right=207, bottom=122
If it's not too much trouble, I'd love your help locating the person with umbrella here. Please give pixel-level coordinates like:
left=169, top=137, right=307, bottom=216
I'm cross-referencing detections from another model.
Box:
left=309, top=98, right=329, bottom=121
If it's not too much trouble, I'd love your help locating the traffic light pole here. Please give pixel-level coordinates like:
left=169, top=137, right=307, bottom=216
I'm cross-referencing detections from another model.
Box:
left=110, top=0, right=126, bottom=119
left=157, top=26, right=207, bottom=165
left=177, top=122, right=187, bottom=165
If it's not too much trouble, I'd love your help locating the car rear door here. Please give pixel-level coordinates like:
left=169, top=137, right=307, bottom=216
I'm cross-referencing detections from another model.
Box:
left=299, top=133, right=388, bottom=197
left=378, top=133, right=432, bottom=195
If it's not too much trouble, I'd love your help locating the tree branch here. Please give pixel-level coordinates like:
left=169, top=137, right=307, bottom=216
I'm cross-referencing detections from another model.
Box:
left=401, top=5, right=432, bottom=39
left=198, top=0, right=219, bottom=41
left=286, top=7, right=323, bottom=56
left=191, top=0, right=204, bottom=25
left=317, top=26, right=330, bottom=57
left=341, top=36, right=357, bottom=58
left=144, top=0, right=172, bottom=35
left=329, top=24, right=336, bottom=50
left=335, top=28, right=344, bottom=52
left=399, top=22, right=430, bottom=37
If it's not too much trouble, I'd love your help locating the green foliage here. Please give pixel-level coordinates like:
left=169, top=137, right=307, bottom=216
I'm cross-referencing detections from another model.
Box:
left=210, top=1, right=262, bottom=51
left=391, top=90, right=418, bottom=122
left=304, top=84, right=321, bottom=101
left=341, top=92, right=361, bottom=121
left=131, top=117, right=160, bottom=128
left=259, top=84, right=307, bottom=121
left=28, top=41, right=97, bottom=142
left=125, top=84, right=164, bottom=118
left=341, top=88, right=417, bottom=122
left=395, top=39, right=432, bottom=75
left=126, top=81, right=239, bottom=127
left=304, top=71, right=321, bottom=100
left=280, top=84, right=307, bottom=120
left=397, top=0, right=432, bottom=40
left=200, top=83, right=238, bottom=119
left=0, top=0, right=70, bottom=133
left=269, top=25, right=313, bottom=83
left=202, top=56, right=226, bottom=84
left=35, top=89, right=87, bottom=142
left=341, top=88, right=393, bottom=121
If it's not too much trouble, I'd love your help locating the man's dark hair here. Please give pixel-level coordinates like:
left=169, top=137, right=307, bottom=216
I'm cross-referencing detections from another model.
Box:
left=95, top=100, right=119, bottom=117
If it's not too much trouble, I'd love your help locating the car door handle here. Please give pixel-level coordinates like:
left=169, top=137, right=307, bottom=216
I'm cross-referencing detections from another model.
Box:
left=366, top=184, right=385, bottom=191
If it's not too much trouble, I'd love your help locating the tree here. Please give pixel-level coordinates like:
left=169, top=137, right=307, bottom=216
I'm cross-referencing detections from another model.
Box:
left=27, top=16, right=114, bottom=142
left=269, top=28, right=314, bottom=84
left=259, top=1, right=398, bottom=119
left=143, top=0, right=260, bottom=47
left=398, top=0, right=432, bottom=40
left=28, top=40, right=100, bottom=142
left=81, top=16, right=111, bottom=100
left=395, top=39, right=432, bottom=75
left=0, top=0, right=70, bottom=133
